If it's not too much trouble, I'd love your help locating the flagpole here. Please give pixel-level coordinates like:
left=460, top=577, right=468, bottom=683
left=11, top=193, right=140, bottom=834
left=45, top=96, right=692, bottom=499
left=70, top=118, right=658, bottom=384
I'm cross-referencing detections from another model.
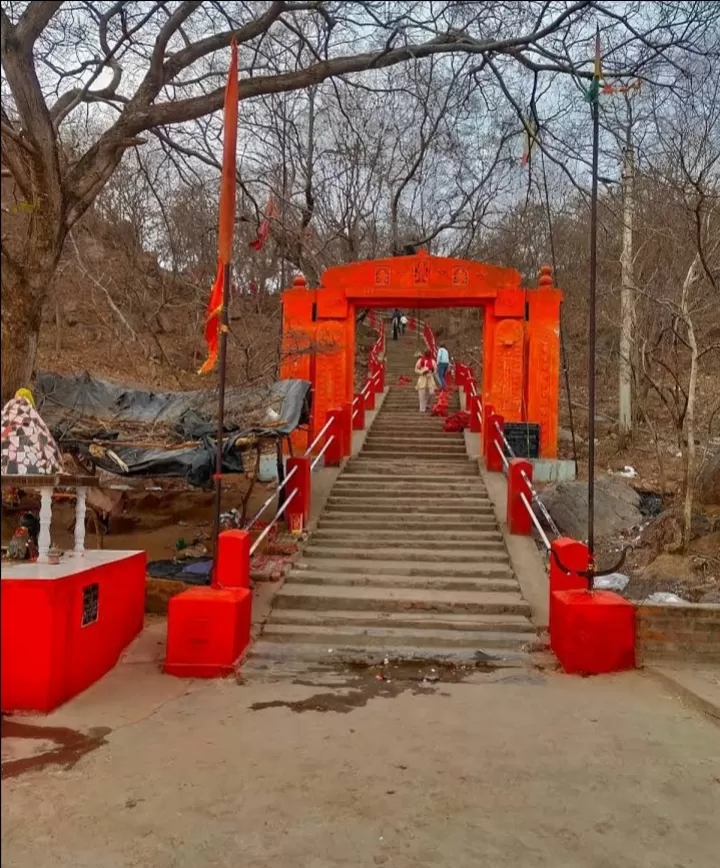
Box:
left=212, top=263, right=231, bottom=570
left=587, top=68, right=601, bottom=592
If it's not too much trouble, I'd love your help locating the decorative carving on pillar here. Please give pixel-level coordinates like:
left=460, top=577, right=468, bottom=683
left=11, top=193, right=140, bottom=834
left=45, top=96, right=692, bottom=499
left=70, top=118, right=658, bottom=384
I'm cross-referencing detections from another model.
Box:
left=452, top=267, right=468, bottom=285
left=491, top=319, right=525, bottom=421
left=538, top=264, right=553, bottom=287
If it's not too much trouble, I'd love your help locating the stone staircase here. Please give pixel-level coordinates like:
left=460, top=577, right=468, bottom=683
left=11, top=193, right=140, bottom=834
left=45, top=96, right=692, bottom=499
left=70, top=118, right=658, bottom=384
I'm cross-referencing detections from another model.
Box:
left=250, top=335, right=538, bottom=669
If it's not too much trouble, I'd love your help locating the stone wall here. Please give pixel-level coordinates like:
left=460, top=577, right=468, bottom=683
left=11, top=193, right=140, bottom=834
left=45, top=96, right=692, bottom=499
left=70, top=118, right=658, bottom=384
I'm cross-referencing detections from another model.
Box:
left=636, top=603, right=720, bottom=662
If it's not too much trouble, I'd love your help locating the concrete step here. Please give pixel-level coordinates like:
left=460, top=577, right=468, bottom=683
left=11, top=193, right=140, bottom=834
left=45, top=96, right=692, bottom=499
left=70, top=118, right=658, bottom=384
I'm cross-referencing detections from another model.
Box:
left=318, top=517, right=499, bottom=531
left=270, top=609, right=534, bottom=633
left=333, top=474, right=482, bottom=487
left=261, top=624, right=539, bottom=651
left=249, top=639, right=534, bottom=667
left=312, top=530, right=505, bottom=553
left=291, top=546, right=512, bottom=579
left=324, top=503, right=494, bottom=517
left=345, top=465, right=477, bottom=477
left=362, top=443, right=467, bottom=454
left=332, top=479, right=488, bottom=499
left=312, top=529, right=502, bottom=544
left=330, top=485, right=488, bottom=498
left=288, top=571, right=517, bottom=593
left=274, top=584, right=531, bottom=615
left=350, top=451, right=469, bottom=461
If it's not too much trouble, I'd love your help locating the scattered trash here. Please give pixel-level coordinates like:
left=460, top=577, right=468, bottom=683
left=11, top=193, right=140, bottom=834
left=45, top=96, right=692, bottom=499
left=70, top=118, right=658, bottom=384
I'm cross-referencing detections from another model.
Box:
left=594, top=572, right=630, bottom=592
left=613, top=465, right=638, bottom=478
left=376, top=674, right=385, bottom=681
left=383, top=657, right=390, bottom=666
left=646, top=592, right=688, bottom=605
left=328, top=648, right=334, bottom=653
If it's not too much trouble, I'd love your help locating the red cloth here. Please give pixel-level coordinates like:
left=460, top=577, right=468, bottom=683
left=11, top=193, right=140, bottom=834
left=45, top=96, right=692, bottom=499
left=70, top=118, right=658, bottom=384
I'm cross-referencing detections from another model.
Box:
left=396, top=374, right=411, bottom=386
left=443, top=411, right=470, bottom=432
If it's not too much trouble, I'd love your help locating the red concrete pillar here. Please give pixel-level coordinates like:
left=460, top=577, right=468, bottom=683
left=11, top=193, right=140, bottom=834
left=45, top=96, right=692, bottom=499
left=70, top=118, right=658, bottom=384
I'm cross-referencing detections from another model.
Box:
left=285, top=456, right=311, bottom=534
left=549, top=538, right=589, bottom=594
left=486, top=413, right=505, bottom=473
left=352, top=392, right=366, bottom=430
left=324, top=409, right=344, bottom=466
left=507, top=458, right=533, bottom=535
left=364, top=379, right=376, bottom=411
left=469, top=394, right=482, bottom=433
left=482, top=402, right=495, bottom=460
left=213, top=530, right=251, bottom=590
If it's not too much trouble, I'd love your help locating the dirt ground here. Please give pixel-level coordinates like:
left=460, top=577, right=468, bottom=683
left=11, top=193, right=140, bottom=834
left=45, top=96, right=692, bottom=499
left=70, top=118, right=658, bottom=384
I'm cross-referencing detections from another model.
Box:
left=2, top=652, right=719, bottom=868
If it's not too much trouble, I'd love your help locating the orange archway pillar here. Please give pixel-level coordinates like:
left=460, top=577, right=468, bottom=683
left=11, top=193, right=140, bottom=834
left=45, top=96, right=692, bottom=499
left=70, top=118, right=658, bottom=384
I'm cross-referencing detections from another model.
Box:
left=486, top=288, right=526, bottom=422
left=526, top=267, right=563, bottom=458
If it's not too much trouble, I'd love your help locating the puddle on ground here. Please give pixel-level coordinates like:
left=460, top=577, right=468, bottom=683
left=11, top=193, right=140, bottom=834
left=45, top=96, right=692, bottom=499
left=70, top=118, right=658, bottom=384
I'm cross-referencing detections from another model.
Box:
left=1, top=719, right=110, bottom=780
left=247, top=659, right=545, bottom=714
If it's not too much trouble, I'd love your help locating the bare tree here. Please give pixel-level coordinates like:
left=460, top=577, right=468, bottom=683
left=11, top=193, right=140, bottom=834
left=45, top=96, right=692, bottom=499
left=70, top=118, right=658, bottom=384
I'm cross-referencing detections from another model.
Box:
left=2, top=0, right=719, bottom=399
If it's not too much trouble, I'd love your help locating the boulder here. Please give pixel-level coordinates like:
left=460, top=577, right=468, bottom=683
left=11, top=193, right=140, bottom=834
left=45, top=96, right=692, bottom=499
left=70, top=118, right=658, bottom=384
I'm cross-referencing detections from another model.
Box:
left=537, top=474, right=642, bottom=541
left=695, top=441, right=720, bottom=506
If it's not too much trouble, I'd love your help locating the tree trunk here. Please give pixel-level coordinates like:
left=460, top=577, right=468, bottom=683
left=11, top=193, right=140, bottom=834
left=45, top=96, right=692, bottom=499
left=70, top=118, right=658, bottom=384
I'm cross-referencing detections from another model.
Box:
left=1, top=255, right=57, bottom=403
left=618, top=144, right=635, bottom=442
left=680, top=252, right=701, bottom=551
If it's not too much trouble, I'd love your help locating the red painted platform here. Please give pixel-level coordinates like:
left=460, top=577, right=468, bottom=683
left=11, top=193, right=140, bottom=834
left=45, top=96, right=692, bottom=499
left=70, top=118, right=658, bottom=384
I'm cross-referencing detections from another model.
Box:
left=1, top=551, right=146, bottom=713
left=551, top=589, right=636, bottom=676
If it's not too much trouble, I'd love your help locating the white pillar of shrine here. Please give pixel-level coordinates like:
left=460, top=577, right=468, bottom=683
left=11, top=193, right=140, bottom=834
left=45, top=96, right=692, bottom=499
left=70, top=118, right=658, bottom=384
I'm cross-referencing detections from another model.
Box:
left=38, top=487, right=53, bottom=564
left=73, top=486, right=87, bottom=556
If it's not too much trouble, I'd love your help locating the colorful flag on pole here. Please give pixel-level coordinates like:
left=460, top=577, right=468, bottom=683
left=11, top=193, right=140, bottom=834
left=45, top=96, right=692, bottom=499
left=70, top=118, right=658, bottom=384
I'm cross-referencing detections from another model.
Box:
left=584, top=25, right=603, bottom=104
left=249, top=195, right=277, bottom=251
left=199, top=40, right=239, bottom=375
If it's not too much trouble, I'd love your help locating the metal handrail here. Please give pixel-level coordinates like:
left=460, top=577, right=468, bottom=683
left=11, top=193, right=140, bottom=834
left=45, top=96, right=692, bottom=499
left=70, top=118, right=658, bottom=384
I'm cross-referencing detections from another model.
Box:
left=520, top=492, right=551, bottom=551
left=250, top=489, right=298, bottom=555
left=244, top=464, right=298, bottom=531
left=304, top=417, right=333, bottom=457
left=493, top=439, right=509, bottom=473
left=494, top=420, right=516, bottom=459
left=311, top=435, right=335, bottom=470
left=520, top=469, right=561, bottom=538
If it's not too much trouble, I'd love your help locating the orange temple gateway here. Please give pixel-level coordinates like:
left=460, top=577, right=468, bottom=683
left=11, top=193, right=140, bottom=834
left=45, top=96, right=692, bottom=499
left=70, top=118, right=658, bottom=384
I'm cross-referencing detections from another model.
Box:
left=280, top=250, right=562, bottom=459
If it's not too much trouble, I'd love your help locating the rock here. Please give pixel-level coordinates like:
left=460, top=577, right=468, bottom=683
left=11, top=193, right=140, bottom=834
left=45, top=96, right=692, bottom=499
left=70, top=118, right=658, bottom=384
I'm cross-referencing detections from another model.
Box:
left=695, top=441, right=720, bottom=506
left=700, top=589, right=720, bottom=604
left=537, top=474, right=642, bottom=540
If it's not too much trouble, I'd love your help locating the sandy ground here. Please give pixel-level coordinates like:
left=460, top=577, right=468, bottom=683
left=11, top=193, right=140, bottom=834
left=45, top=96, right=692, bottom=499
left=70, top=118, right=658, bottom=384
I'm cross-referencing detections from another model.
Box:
left=3, top=649, right=720, bottom=868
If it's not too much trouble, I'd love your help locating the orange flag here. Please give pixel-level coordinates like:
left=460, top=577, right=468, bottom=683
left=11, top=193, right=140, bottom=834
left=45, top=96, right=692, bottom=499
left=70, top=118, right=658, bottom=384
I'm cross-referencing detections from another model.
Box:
left=199, top=40, right=239, bottom=375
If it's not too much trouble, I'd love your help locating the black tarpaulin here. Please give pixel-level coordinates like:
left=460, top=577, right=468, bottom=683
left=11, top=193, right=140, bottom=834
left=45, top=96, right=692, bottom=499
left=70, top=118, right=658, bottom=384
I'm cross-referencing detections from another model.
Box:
left=33, top=373, right=311, bottom=487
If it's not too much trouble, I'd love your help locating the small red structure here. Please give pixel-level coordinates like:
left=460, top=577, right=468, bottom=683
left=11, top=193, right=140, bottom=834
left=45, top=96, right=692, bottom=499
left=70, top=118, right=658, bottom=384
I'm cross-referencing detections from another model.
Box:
left=1, top=551, right=146, bottom=713
left=164, top=530, right=252, bottom=678
left=550, top=589, right=636, bottom=676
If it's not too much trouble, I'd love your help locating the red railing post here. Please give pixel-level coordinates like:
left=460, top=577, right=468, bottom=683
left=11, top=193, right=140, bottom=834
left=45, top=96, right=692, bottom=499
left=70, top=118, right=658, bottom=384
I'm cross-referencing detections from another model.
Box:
left=341, top=401, right=353, bottom=457
left=482, top=402, right=496, bottom=459
left=213, top=529, right=251, bottom=589
left=364, top=378, right=376, bottom=411
left=486, top=413, right=505, bottom=473
left=285, top=456, right=311, bottom=534
left=549, top=538, right=589, bottom=594
left=507, top=458, right=533, bottom=535
left=352, top=392, right=366, bottom=430
left=469, top=394, right=482, bottom=433
left=324, top=409, right=344, bottom=466
left=377, top=360, right=386, bottom=393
